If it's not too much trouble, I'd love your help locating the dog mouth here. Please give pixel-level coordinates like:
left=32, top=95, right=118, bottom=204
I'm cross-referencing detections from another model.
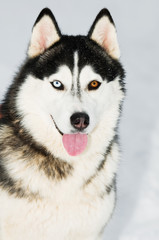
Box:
left=50, top=115, right=88, bottom=156
left=50, top=115, right=63, bottom=136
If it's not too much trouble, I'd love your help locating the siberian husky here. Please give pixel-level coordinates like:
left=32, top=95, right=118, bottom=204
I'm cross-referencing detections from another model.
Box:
left=0, top=8, right=125, bottom=240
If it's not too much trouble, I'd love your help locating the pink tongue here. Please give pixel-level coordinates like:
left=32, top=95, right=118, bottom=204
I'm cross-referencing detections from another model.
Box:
left=62, top=133, right=88, bottom=156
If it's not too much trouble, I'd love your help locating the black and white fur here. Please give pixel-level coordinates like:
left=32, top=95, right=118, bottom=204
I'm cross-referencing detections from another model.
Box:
left=0, top=8, right=125, bottom=240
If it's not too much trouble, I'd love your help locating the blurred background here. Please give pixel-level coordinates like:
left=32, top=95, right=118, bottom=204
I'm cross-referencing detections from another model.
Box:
left=0, top=0, right=159, bottom=239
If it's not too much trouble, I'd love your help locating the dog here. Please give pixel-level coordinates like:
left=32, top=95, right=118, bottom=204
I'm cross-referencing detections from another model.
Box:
left=0, top=8, right=125, bottom=240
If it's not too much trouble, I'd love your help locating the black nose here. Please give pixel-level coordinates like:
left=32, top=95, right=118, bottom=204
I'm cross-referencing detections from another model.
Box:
left=70, top=112, right=89, bottom=131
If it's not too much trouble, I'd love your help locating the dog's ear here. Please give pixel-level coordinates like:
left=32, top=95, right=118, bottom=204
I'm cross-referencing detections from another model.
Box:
left=88, top=9, right=120, bottom=59
left=28, top=8, right=61, bottom=58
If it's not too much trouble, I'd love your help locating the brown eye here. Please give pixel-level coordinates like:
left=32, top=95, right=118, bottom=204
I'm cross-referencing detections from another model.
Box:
left=88, top=80, right=101, bottom=90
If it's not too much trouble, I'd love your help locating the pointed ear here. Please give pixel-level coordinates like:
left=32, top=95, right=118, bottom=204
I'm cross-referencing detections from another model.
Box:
left=88, top=9, right=120, bottom=59
left=28, top=8, right=61, bottom=58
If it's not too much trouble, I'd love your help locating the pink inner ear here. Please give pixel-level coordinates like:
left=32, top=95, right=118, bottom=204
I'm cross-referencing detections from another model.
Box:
left=103, top=38, right=111, bottom=52
left=38, top=30, right=46, bottom=51
left=38, top=25, right=48, bottom=50
left=101, top=24, right=111, bottom=50
left=38, top=22, right=53, bottom=51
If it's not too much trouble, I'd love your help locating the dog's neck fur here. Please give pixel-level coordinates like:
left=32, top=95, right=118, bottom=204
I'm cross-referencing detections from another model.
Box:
left=0, top=118, right=118, bottom=201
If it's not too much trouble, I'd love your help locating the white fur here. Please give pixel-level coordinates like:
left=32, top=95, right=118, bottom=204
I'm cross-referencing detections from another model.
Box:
left=0, top=188, right=113, bottom=240
left=90, top=16, right=120, bottom=59
left=72, top=51, right=79, bottom=94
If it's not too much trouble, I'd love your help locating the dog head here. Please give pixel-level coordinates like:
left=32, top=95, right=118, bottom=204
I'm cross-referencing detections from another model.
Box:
left=3, top=8, right=125, bottom=159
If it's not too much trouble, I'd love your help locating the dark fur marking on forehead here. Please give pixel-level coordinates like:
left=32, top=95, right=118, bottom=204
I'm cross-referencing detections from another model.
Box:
left=19, top=36, right=125, bottom=91
left=76, top=73, right=81, bottom=98
left=71, top=83, right=75, bottom=96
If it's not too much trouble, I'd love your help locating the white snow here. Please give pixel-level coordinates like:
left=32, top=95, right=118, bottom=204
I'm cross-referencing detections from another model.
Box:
left=0, top=0, right=159, bottom=239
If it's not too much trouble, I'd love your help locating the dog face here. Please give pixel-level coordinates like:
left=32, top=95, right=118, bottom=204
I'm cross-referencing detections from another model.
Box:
left=8, top=8, right=125, bottom=157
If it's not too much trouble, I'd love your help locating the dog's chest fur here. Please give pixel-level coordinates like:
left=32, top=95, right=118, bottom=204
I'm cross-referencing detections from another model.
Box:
left=0, top=187, right=115, bottom=240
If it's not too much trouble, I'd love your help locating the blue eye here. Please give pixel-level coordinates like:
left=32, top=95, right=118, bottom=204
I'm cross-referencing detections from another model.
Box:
left=51, top=80, right=64, bottom=90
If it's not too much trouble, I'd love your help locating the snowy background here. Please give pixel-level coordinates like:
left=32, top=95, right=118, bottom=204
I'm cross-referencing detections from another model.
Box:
left=0, top=0, right=159, bottom=239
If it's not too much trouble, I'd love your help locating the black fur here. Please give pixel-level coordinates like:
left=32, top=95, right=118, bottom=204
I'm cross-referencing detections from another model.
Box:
left=25, top=36, right=125, bottom=83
